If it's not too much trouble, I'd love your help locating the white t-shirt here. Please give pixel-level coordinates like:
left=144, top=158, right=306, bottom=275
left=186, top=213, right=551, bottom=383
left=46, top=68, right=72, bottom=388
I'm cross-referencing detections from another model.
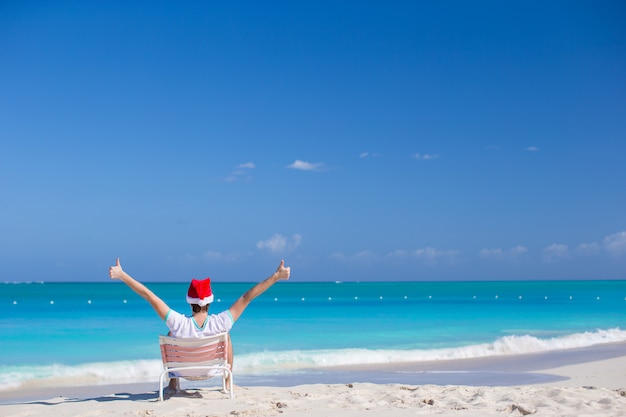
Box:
left=165, top=309, right=234, bottom=338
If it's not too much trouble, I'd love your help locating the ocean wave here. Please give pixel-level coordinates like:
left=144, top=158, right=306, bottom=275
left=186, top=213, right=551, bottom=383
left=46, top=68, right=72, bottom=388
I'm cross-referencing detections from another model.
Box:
left=1, top=328, right=624, bottom=391
left=235, top=327, right=626, bottom=372
left=0, top=360, right=162, bottom=392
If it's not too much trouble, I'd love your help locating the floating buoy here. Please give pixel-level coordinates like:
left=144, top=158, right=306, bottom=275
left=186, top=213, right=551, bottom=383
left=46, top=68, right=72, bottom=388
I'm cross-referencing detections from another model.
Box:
left=379, top=296, right=383, bottom=300
left=328, top=297, right=332, bottom=301
left=50, top=300, right=54, bottom=305
left=404, top=296, right=408, bottom=300
left=274, top=297, right=278, bottom=302
left=87, top=300, right=92, bottom=304
left=301, top=297, right=305, bottom=301
left=13, top=300, right=17, bottom=305
left=123, top=299, right=127, bottom=304
left=217, top=298, right=221, bottom=303
left=354, top=296, right=359, bottom=300
left=518, top=296, right=523, bottom=300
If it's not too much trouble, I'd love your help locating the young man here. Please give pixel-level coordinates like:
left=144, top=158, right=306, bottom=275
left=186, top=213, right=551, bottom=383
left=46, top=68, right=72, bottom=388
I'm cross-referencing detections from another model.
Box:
left=108, top=258, right=290, bottom=392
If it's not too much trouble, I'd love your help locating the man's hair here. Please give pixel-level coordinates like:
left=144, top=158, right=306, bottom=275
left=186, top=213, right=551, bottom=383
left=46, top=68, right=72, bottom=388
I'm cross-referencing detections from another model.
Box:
left=191, top=304, right=209, bottom=313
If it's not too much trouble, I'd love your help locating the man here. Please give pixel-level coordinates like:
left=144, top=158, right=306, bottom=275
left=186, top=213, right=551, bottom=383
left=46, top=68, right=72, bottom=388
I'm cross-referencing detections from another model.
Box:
left=108, top=258, right=290, bottom=393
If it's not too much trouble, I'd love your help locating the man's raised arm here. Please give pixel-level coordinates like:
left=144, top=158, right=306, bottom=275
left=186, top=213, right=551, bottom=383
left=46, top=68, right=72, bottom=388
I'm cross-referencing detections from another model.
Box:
left=109, top=258, right=171, bottom=320
left=228, top=260, right=290, bottom=322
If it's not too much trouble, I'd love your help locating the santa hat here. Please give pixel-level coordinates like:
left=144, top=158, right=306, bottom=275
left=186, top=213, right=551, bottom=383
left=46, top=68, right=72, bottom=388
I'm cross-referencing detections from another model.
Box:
left=186, top=277, right=214, bottom=306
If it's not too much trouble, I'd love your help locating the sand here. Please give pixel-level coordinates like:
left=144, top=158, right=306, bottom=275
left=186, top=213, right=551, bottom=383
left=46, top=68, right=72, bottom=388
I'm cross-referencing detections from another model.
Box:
left=1, top=345, right=625, bottom=417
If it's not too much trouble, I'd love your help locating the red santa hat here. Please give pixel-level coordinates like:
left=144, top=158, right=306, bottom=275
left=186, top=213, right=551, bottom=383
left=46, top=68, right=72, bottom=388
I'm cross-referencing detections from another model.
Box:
left=186, top=277, right=214, bottom=306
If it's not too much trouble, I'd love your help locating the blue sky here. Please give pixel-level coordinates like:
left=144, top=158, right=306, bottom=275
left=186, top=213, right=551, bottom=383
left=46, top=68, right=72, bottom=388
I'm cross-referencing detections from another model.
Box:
left=1, top=1, right=625, bottom=282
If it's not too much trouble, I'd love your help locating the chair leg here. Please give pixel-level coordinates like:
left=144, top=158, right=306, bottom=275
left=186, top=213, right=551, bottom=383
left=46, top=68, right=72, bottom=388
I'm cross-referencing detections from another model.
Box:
left=159, top=373, right=180, bottom=401
left=220, top=370, right=234, bottom=398
left=158, top=373, right=165, bottom=401
left=227, top=370, right=234, bottom=398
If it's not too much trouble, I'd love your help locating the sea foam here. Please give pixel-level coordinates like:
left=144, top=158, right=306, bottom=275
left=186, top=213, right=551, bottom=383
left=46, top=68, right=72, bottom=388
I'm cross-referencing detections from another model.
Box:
left=235, top=327, right=626, bottom=373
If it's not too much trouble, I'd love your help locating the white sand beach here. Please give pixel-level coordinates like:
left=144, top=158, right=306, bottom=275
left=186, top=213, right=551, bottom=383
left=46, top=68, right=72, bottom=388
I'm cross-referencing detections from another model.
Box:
left=1, top=345, right=625, bottom=417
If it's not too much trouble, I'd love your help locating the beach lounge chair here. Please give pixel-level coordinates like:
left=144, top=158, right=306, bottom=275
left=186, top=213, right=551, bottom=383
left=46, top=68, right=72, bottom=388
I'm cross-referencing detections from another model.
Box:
left=158, top=333, right=233, bottom=401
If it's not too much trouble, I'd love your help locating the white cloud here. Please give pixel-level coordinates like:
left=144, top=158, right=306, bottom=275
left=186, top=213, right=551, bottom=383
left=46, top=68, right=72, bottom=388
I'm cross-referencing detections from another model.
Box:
left=327, top=231, right=626, bottom=271
left=328, top=250, right=378, bottom=266
left=385, top=249, right=409, bottom=258
left=524, top=146, right=539, bottom=152
left=334, top=247, right=458, bottom=265
left=538, top=231, right=626, bottom=261
left=511, top=246, right=529, bottom=256
left=360, top=152, right=380, bottom=158
left=413, top=247, right=458, bottom=265
left=287, top=160, right=325, bottom=171
left=414, top=247, right=441, bottom=260
left=331, top=250, right=377, bottom=260
left=480, top=248, right=503, bottom=257
left=223, top=162, right=255, bottom=182
left=329, top=252, right=347, bottom=261
left=534, top=231, right=626, bottom=263
left=480, top=246, right=528, bottom=261
left=330, top=247, right=459, bottom=265
left=202, top=250, right=239, bottom=263
left=412, top=153, right=439, bottom=160
left=236, top=162, right=256, bottom=169
left=575, top=242, right=601, bottom=256
left=353, top=250, right=377, bottom=260
left=543, top=244, right=570, bottom=262
left=257, top=234, right=286, bottom=252
left=604, top=231, right=626, bottom=257
left=257, top=233, right=302, bottom=253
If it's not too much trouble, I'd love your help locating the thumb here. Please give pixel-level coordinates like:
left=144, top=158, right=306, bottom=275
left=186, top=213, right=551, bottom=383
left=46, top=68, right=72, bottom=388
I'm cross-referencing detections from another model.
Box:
left=116, top=258, right=121, bottom=267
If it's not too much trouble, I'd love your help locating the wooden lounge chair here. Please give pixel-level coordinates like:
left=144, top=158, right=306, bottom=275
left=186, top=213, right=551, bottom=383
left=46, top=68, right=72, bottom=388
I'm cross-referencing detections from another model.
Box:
left=158, top=333, right=233, bottom=401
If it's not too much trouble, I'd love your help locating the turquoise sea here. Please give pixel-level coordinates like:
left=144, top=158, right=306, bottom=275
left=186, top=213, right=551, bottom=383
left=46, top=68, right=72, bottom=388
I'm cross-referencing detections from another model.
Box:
left=1, top=280, right=625, bottom=391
